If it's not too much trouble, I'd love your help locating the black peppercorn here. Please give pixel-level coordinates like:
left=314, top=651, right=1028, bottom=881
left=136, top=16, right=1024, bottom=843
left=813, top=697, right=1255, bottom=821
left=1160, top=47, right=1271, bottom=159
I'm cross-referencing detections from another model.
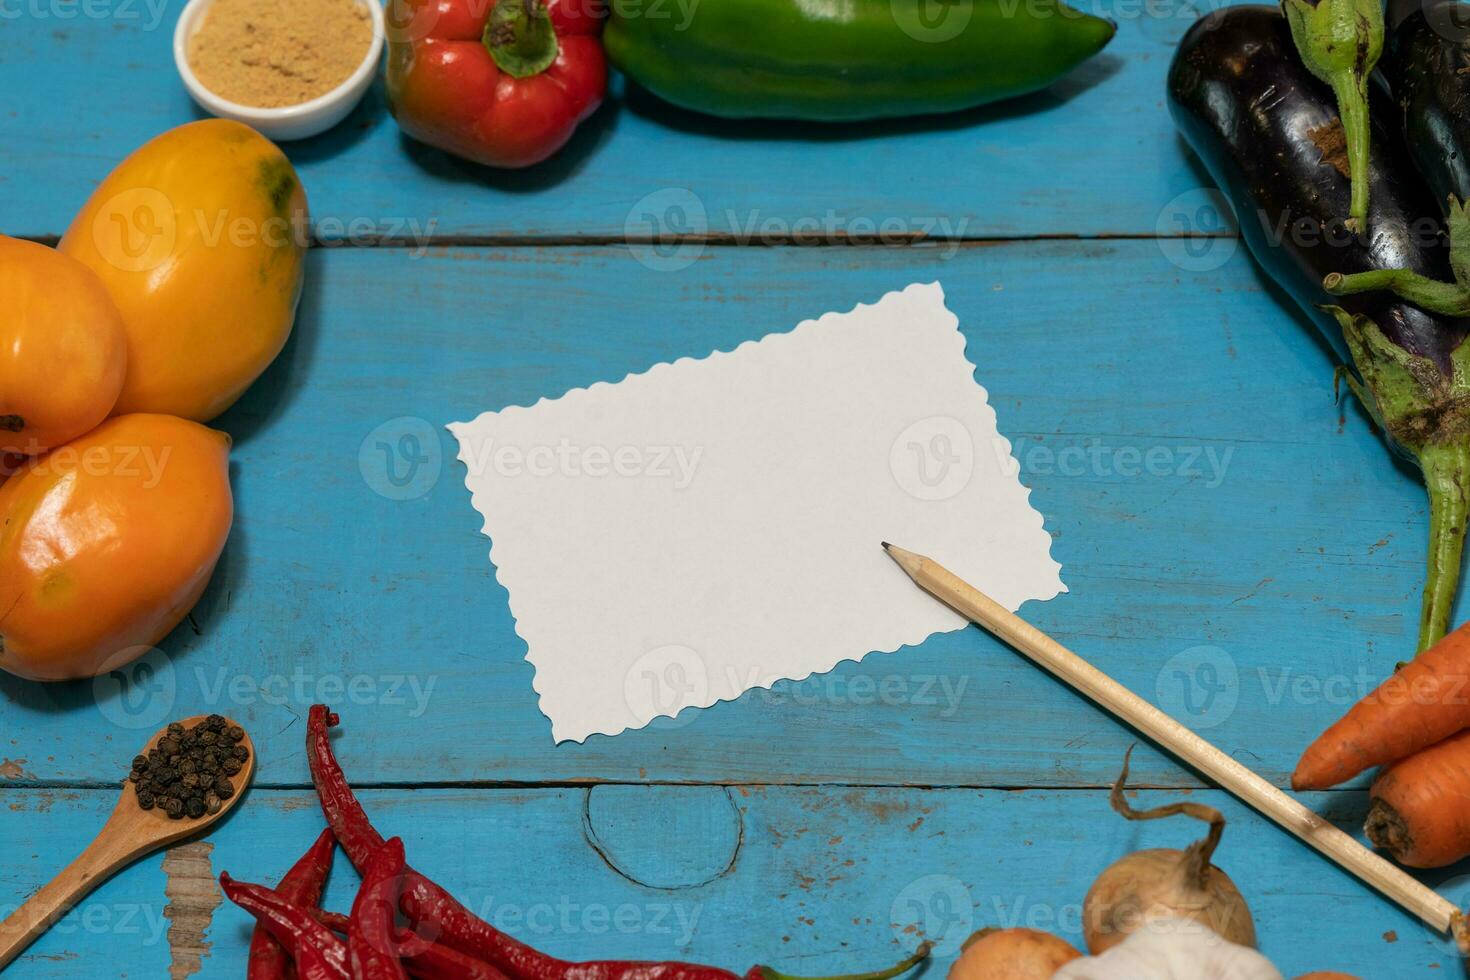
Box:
left=129, top=717, right=249, bottom=820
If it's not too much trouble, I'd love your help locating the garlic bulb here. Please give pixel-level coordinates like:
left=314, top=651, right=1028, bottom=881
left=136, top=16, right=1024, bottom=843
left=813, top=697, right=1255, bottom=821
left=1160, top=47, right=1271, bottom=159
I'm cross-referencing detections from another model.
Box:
left=1054, top=918, right=1283, bottom=980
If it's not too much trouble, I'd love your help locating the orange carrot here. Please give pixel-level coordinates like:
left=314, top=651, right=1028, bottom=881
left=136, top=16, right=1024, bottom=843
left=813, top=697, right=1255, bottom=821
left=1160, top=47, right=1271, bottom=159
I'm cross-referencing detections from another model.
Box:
left=1365, top=728, right=1470, bottom=868
left=1292, top=621, right=1470, bottom=790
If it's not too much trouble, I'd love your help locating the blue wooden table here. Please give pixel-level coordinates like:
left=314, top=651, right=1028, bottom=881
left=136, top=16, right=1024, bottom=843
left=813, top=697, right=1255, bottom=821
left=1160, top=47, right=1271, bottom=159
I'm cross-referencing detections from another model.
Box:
left=2, top=1, right=1461, bottom=975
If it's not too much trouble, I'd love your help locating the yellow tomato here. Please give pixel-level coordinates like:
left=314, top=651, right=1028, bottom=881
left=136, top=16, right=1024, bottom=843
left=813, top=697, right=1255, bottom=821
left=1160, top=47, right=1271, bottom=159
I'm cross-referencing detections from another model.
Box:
left=0, top=236, right=128, bottom=455
left=0, top=414, right=233, bottom=681
left=59, top=119, right=308, bottom=423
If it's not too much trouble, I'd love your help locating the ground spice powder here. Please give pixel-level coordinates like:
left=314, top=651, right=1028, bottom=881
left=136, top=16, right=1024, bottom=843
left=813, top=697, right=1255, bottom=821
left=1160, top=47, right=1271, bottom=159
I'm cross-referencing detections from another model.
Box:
left=188, top=0, right=374, bottom=109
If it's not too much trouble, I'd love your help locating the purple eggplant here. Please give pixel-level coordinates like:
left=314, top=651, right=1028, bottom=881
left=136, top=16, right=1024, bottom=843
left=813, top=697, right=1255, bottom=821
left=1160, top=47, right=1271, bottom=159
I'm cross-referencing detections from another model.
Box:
left=1168, top=5, right=1470, bottom=653
left=1326, top=0, right=1470, bottom=317
left=1385, top=0, right=1470, bottom=206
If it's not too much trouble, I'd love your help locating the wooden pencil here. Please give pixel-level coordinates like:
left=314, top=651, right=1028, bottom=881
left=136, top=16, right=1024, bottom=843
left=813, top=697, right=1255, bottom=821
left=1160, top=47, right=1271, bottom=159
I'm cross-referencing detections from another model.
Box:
left=882, top=541, right=1464, bottom=942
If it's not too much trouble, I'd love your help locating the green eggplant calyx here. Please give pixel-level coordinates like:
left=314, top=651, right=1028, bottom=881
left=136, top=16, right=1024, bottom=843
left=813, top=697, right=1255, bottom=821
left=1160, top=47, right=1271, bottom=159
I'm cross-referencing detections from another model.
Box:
left=1328, top=307, right=1470, bottom=653
left=485, top=0, right=559, bottom=79
left=1282, top=0, right=1383, bottom=230
left=1447, top=195, right=1470, bottom=286
left=1323, top=196, right=1470, bottom=316
left=754, top=943, right=932, bottom=980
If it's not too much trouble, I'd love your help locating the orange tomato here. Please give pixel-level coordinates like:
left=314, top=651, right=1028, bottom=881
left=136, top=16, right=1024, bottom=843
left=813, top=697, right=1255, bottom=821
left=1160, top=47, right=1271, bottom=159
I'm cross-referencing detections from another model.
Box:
left=0, top=414, right=233, bottom=681
left=0, top=236, right=128, bottom=455
left=59, top=119, right=308, bottom=423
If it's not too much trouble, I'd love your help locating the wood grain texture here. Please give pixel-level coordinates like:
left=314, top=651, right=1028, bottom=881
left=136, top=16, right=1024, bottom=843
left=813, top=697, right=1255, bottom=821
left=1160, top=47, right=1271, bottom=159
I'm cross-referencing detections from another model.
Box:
left=2, top=3, right=1456, bottom=973
left=0, top=241, right=1444, bottom=788
left=162, top=843, right=219, bottom=980
left=0, top=786, right=1446, bottom=977
left=1, top=0, right=1234, bottom=240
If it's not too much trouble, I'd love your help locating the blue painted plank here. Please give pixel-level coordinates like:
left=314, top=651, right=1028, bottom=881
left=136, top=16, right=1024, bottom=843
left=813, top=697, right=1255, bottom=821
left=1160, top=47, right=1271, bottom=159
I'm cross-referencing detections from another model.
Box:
left=0, top=786, right=1445, bottom=977
left=4, top=0, right=1236, bottom=239
left=0, top=240, right=1443, bottom=788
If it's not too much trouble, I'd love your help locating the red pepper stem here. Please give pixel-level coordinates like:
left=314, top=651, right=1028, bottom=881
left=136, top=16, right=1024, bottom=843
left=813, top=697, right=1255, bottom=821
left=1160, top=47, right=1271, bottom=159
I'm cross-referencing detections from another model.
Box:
left=485, top=0, right=559, bottom=78
left=752, top=943, right=932, bottom=980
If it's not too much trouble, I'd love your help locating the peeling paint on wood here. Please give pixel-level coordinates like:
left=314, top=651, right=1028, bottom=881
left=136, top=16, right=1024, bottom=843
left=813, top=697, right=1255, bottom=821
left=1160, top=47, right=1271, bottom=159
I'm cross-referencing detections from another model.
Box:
left=162, top=842, right=220, bottom=980
left=0, top=759, right=34, bottom=781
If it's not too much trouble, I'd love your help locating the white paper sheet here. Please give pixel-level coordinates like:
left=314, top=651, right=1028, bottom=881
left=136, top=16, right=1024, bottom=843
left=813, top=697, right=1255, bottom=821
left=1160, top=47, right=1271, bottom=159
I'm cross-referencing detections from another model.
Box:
left=450, top=283, right=1065, bottom=742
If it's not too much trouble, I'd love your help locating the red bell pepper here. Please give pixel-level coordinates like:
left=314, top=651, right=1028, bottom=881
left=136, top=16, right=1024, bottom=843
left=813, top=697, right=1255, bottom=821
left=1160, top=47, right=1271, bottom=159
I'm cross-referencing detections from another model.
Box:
left=386, top=0, right=607, bottom=168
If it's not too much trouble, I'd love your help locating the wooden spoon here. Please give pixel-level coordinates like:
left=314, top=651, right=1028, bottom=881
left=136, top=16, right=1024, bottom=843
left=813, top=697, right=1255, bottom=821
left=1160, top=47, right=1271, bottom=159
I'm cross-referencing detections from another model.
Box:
left=0, top=714, right=256, bottom=971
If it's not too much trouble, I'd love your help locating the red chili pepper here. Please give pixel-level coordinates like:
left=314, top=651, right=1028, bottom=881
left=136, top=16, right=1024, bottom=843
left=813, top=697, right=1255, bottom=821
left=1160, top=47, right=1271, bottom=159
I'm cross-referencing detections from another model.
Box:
left=315, top=910, right=353, bottom=935
left=313, top=907, right=513, bottom=980
left=222, top=872, right=350, bottom=980
left=405, top=938, right=515, bottom=980
left=249, top=828, right=337, bottom=980
left=384, top=0, right=606, bottom=168
left=349, top=839, right=411, bottom=980
left=309, top=704, right=573, bottom=972
left=306, top=707, right=930, bottom=980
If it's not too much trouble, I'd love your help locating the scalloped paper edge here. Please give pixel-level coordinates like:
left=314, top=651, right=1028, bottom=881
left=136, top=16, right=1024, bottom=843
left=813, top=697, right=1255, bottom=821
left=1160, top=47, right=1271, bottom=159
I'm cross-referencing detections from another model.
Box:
left=450, top=282, right=1065, bottom=743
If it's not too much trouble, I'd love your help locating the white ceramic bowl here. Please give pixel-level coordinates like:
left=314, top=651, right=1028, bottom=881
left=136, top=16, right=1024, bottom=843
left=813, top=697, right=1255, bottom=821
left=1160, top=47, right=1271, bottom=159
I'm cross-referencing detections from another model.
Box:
left=174, top=0, right=385, bottom=142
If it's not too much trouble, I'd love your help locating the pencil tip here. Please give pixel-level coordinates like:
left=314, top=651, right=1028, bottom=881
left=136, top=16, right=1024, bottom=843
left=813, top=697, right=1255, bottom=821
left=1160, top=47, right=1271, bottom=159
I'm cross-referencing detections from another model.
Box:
left=881, top=541, right=892, bottom=551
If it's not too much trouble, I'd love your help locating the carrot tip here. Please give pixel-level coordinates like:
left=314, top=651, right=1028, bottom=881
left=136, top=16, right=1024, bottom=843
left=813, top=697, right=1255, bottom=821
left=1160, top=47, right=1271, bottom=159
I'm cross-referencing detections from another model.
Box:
left=1291, top=770, right=1323, bottom=792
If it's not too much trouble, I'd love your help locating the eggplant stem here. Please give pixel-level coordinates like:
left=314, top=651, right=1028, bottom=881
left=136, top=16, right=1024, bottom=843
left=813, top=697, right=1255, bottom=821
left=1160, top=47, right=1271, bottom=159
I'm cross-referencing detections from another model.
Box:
left=1324, top=269, right=1470, bottom=317
left=1417, top=441, right=1470, bottom=653
left=1329, top=72, right=1371, bottom=233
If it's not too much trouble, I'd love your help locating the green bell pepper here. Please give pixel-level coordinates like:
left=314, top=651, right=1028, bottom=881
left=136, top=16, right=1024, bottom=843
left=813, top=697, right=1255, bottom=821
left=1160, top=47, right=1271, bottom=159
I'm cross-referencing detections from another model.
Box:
left=604, top=0, right=1117, bottom=121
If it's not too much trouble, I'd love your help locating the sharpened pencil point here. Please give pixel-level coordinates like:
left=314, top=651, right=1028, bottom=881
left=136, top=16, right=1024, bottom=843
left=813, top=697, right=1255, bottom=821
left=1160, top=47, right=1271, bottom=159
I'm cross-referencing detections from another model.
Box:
left=881, top=541, right=892, bottom=551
